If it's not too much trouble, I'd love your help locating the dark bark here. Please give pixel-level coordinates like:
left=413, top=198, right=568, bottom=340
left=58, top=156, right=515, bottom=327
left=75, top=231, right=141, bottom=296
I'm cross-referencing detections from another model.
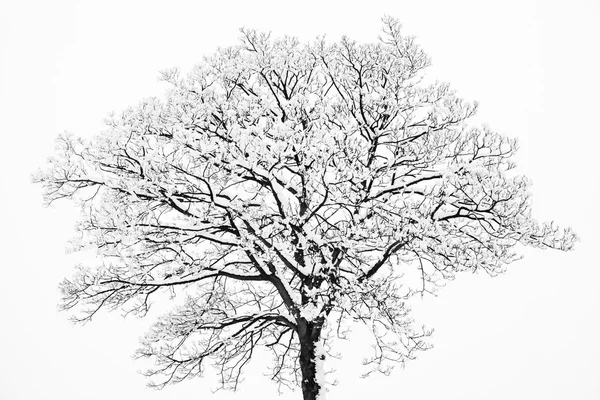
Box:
left=298, top=318, right=324, bottom=400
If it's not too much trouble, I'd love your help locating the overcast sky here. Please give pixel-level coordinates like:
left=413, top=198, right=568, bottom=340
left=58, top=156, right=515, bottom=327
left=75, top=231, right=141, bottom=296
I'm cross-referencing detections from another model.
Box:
left=1, top=0, right=599, bottom=399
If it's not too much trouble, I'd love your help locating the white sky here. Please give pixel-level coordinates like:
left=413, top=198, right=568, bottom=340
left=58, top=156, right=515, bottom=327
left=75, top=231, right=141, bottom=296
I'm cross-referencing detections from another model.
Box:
left=1, top=0, right=599, bottom=399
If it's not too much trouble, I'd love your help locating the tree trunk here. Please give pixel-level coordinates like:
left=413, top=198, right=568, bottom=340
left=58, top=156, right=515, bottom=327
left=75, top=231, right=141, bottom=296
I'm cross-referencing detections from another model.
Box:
left=298, top=319, right=324, bottom=400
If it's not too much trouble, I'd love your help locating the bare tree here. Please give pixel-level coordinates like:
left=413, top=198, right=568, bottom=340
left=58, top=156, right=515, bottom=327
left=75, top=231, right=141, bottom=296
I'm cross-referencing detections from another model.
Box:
left=34, top=17, right=575, bottom=400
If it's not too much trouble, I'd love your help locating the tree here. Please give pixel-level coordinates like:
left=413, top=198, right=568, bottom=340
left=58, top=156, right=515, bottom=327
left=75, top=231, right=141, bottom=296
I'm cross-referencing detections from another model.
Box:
left=34, top=17, right=575, bottom=400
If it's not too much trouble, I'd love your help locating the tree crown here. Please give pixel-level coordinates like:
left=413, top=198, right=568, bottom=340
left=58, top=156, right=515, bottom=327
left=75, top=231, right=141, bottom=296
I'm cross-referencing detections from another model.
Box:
left=34, top=16, right=575, bottom=395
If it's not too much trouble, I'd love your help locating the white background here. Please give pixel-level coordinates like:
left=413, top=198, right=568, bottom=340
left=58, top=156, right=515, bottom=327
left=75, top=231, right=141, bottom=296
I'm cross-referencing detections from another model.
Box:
left=1, top=0, right=599, bottom=399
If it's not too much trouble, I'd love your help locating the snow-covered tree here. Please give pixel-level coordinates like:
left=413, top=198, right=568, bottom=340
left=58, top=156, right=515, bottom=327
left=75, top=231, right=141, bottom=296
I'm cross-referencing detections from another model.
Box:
left=34, top=17, right=575, bottom=400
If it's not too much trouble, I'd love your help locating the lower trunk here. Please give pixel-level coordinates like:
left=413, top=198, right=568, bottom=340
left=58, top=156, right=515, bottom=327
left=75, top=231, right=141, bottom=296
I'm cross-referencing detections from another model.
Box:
left=298, top=320, right=324, bottom=400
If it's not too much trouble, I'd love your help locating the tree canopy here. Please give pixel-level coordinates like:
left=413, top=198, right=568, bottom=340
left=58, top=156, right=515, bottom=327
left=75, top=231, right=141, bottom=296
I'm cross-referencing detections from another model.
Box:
left=34, top=17, right=575, bottom=400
